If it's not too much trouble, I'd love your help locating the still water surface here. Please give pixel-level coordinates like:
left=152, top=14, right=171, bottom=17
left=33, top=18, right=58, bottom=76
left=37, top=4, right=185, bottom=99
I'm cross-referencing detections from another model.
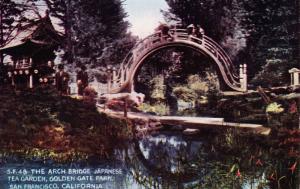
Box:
left=0, top=132, right=298, bottom=189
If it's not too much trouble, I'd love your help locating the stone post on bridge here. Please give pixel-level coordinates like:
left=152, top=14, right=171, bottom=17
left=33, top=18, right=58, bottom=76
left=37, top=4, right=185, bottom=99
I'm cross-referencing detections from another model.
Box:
left=121, top=69, right=125, bottom=83
left=289, top=68, right=300, bottom=87
left=240, top=64, right=248, bottom=92
left=107, top=66, right=112, bottom=93
left=126, top=68, right=130, bottom=82
left=112, top=67, right=117, bottom=88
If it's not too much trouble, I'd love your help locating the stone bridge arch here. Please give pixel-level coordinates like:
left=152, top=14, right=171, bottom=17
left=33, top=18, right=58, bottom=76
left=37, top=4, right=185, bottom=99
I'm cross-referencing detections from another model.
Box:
left=108, top=28, right=247, bottom=93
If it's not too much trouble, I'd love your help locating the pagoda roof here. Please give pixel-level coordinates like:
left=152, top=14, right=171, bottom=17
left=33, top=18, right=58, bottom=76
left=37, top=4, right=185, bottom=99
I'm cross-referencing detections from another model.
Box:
left=0, top=15, right=63, bottom=54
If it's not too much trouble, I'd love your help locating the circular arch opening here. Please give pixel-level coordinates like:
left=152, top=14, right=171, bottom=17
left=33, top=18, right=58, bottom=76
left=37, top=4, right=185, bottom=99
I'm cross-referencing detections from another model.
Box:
left=133, top=46, right=222, bottom=116
left=127, top=41, right=236, bottom=92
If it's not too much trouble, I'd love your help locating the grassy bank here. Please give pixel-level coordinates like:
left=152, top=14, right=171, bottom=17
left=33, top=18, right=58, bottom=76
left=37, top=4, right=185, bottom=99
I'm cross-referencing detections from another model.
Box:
left=0, top=86, right=133, bottom=162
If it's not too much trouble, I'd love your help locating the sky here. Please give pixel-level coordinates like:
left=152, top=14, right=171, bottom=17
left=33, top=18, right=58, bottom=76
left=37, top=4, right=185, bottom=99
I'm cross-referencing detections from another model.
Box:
left=18, top=0, right=168, bottom=38
left=34, top=0, right=169, bottom=38
left=123, top=0, right=169, bottom=38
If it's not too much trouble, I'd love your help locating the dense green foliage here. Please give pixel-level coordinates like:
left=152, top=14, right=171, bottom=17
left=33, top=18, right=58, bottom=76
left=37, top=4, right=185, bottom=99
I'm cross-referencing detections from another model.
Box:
left=163, top=0, right=240, bottom=43
left=0, top=0, right=34, bottom=46
left=240, top=0, right=299, bottom=86
left=129, top=128, right=299, bottom=189
left=0, top=0, right=41, bottom=82
left=163, top=0, right=299, bottom=87
left=0, top=0, right=39, bottom=64
left=44, top=0, right=136, bottom=65
left=0, top=86, right=132, bottom=161
left=0, top=0, right=20, bottom=45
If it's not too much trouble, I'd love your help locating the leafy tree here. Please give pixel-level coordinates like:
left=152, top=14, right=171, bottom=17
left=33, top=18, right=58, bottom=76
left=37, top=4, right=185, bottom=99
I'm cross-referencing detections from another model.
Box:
left=161, top=0, right=246, bottom=91
left=238, top=0, right=299, bottom=86
left=0, top=0, right=40, bottom=83
left=44, top=0, right=136, bottom=66
left=162, top=0, right=240, bottom=43
left=43, top=0, right=77, bottom=64
left=0, top=0, right=39, bottom=64
left=164, top=0, right=298, bottom=87
left=73, top=0, right=136, bottom=66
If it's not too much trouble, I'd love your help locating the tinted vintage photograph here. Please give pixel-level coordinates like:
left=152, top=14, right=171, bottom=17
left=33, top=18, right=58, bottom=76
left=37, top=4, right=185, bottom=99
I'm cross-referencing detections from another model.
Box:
left=0, top=0, right=299, bottom=188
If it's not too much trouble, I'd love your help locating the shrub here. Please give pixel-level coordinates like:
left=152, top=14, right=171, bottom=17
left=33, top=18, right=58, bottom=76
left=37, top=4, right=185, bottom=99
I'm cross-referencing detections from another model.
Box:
left=173, top=86, right=197, bottom=102
left=138, top=102, right=169, bottom=116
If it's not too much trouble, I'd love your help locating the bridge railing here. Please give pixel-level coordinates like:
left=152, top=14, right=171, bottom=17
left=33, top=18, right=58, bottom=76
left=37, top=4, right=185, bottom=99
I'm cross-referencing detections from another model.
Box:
left=170, top=29, right=239, bottom=85
left=172, top=29, right=240, bottom=86
left=202, top=37, right=240, bottom=85
left=112, top=32, right=165, bottom=87
left=110, top=28, right=242, bottom=92
left=203, top=36, right=239, bottom=78
left=171, top=29, right=240, bottom=86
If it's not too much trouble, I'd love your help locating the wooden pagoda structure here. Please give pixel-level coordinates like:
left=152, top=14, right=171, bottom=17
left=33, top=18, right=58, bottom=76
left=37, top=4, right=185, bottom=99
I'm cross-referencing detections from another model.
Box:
left=0, top=14, right=62, bottom=89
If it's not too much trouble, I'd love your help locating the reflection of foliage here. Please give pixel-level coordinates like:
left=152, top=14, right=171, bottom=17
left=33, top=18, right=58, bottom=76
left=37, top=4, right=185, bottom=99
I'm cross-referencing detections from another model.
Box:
left=225, top=129, right=235, bottom=148
left=125, top=138, right=199, bottom=189
left=197, top=162, right=243, bottom=189
left=207, top=129, right=299, bottom=189
left=124, top=127, right=299, bottom=189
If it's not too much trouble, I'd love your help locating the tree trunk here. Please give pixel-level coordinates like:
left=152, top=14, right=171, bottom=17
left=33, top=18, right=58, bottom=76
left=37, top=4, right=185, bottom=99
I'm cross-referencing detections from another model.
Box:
left=298, top=0, right=300, bottom=65
left=65, top=0, right=73, bottom=64
left=0, top=7, right=3, bottom=65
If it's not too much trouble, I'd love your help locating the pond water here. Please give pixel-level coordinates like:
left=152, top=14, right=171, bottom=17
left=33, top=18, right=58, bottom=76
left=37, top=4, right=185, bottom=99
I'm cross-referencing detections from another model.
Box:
left=0, top=131, right=298, bottom=189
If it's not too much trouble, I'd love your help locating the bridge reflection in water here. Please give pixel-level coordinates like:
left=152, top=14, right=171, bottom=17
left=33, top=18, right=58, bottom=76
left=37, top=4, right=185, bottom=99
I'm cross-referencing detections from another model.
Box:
left=0, top=131, right=298, bottom=189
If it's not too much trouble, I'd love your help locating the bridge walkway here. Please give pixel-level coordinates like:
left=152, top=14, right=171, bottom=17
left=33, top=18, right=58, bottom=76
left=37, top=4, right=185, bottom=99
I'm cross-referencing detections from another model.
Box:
left=97, top=106, right=271, bottom=136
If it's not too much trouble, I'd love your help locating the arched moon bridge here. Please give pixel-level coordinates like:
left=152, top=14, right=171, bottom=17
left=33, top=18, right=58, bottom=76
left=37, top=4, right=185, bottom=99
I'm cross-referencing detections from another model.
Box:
left=107, top=27, right=247, bottom=93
